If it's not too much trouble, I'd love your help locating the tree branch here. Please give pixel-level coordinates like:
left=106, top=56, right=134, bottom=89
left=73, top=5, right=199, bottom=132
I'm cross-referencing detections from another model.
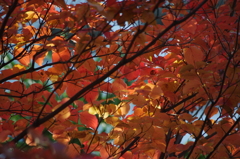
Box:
left=0, top=0, right=18, bottom=39
left=12, top=0, right=208, bottom=143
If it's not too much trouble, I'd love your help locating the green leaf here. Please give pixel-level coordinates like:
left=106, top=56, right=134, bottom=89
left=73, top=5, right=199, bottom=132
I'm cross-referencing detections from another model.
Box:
left=69, top=138, right=83, bottom=147
left=124, top=78, right=135, bottom=86
left=10, top=115, right=24, bottom=123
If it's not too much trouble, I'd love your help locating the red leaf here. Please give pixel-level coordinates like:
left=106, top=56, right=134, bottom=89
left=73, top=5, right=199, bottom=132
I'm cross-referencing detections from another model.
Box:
left=0, top=130, right=11, bottom=142
left=121, top=66, right=140, bottom=81
left=85, top=88, right=99, bottom=103
left=106, top=0, right=116, bottom=6
left=181, top=19, right=197, bottom=34
left=66, top=83, right=82, bottom=98
left=80, top=111, right=98, bottom=129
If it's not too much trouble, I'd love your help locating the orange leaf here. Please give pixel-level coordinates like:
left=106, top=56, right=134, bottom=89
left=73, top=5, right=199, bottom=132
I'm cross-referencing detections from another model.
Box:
left=205, top=106, right=219, bottom=119
left=100, top=146, right=109, bottom=159
left=14, top=48, right=31, bottom=66
left=121, top=151, right=132, bottom=159
left=129, top=94, right=147, bottom=107
left=112, top=78, right=127, bottom=96
left=52, top=47, right=70, bottom=62
left=80, top=111, right=98, bottom=129
left=179, top=113, right=197, bottom=122
left=105, top=117, right=119, bottom=127
left=184, top=46, right=203, bottom=66
left=134, top=108, right=144, bottom=117
left=52, top=104, right=71, bottom=121
left=115, top=103, right=130, bottom=116
left=66, top=144, right=81, bottom=158
left=150, top=86, right=163, bottom=99
left=84, top=59, right=97, bottom=72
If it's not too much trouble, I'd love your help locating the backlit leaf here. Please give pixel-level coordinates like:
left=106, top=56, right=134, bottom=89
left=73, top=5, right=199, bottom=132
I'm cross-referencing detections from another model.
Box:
left=80, top=111, right=98, bottom=129
left=85, top=88, right=99, bottom=103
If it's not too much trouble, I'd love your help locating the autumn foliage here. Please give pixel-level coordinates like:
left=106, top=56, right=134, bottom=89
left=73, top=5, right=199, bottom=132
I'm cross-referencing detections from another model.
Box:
left=0, top=0, right=240, bottom=158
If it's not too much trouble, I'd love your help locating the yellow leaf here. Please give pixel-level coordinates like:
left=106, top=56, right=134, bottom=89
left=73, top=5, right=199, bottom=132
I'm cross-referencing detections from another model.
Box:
left=50, top=75, right=58, bottom=82
left=89, top=106, right=98, bottom=115
left=114, top=135, right=124, bottom=145
left=89, top=105, right=109, bottom=118
left=13, top=64, right=25, bottom=70
left=24, top=11, right=38, bottom=21
left=105, top=116, right=119, bottom=126
left=106, top=104, right=116, bottom=115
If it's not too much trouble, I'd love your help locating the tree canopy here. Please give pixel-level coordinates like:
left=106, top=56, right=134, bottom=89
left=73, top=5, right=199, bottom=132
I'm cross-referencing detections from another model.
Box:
left=0, top=0, right=240, bottom=158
